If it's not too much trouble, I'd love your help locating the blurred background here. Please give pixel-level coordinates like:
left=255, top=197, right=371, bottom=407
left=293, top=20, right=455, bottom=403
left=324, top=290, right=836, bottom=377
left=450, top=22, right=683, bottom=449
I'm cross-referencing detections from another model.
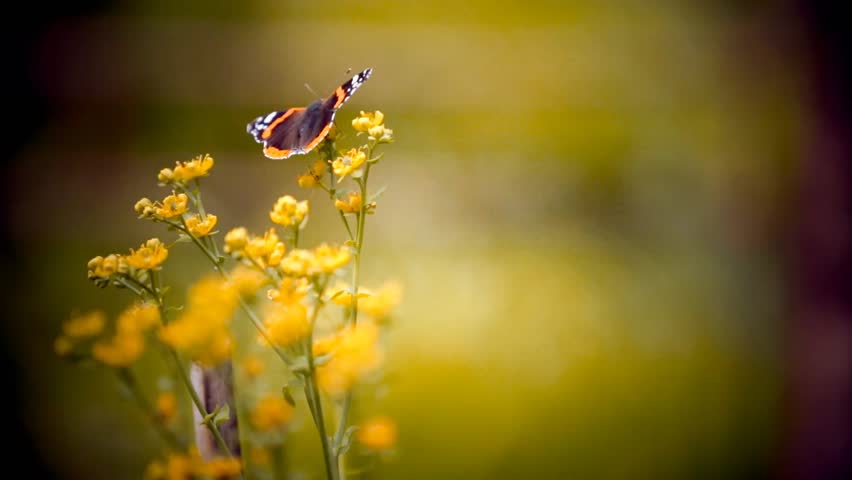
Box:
left=3, top=0, right=851, bottom=478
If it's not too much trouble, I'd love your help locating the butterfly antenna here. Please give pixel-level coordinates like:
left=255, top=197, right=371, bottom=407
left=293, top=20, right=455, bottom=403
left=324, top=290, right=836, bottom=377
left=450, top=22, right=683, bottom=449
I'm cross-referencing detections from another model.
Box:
left=304, top=83, right=320, bottom=100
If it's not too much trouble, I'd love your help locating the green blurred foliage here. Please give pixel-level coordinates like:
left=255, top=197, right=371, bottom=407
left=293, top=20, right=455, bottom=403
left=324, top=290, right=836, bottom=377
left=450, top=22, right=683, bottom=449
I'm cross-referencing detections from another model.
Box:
left=7, top=0, right=802, bottom=478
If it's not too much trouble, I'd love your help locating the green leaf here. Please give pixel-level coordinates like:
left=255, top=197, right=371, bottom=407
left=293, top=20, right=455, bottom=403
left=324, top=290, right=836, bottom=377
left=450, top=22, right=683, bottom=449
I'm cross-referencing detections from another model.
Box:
left=214, top=404, right=230, bottom=426
left=282, top=387, right=296, bottom=407
left=368, top=185, right=388, bottom=203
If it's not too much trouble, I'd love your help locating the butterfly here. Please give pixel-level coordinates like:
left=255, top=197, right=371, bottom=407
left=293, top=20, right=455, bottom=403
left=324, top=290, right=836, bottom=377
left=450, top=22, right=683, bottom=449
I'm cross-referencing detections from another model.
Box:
left=247, top=68, right=373, bottom=160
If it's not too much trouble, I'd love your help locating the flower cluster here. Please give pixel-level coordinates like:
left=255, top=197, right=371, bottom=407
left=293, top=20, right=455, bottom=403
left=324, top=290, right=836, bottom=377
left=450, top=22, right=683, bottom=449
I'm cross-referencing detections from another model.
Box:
left=144, top=447, right=241, bottom=480
left=314, top=322, right=383, bottom=396
left=158, top=276, right=239, bottom=366
left=157, top=154, right=215, bottom=185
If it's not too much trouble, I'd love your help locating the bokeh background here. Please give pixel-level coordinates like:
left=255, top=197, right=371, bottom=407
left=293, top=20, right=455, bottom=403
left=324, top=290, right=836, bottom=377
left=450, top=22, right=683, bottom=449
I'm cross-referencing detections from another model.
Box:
left=3, top=1, right=851, bottom=479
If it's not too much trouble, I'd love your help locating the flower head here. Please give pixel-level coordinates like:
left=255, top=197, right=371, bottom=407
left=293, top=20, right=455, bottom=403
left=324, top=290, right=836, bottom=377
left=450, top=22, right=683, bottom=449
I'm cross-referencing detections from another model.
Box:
left=368, top=124, right=394, bottom=143
left=315, top=321, right=383, bottom=395
left=126, top=238, right=169, bottom=270
left=357, top=416, right=398, bottom=451
left=224, top=227, right=249, bottom=253
left=63, top=310, right=106, bottom=338
left=155, top=193, right=189, bottom=219
left=334, top=191, right=362, bottom=214
left=352, top=111, right=384, bottom=132
left=185, top=214, right=218, bottom=237
left=134, top=197, right=156, bottom=218
left=279, top=249, right=316, bottom=277
left=227, top=265, right=269, bottom=296
left=297, top=159, right=328, bottom=188
left=332, top=148, right=367, bottom=182
left=173, top=154, right=214, bottom=182
left=269, top=195, right=309, bottom=228
left=92, top=331, right=145, bottom=367
left=262, top=302, right=309, bottom=347
left=267, top=277, right=309, bottom=305
left=87, top=254, right=128, bottom=284
left=250, top=395, right=294, bottom=431
left=313, top=243, right=351, bottom=273
left=156, top=392, right=178, bottom=423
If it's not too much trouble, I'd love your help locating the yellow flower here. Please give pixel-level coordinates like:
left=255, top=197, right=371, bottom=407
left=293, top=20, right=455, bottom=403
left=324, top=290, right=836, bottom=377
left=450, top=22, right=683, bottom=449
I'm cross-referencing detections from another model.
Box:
left=250, top=395, right=293, bottom=431
left=116, top=302, right=160, bottom=334
left=266, top=277, right=309, bottom=305
left=159, top=276, right=239, bottom=366
left=156, top=392, right=178, bottom=423
left=63, top=310, right=106, bottom=338
left=332, top=148, right=367, bottom=182
left=334, top=191, right=362, bottom=214
left=359, top=281, right=403, bottom=319
left=368, top=124, right=394, bottom=143
left=87, top=254, right=127, bottom=280
left=224, top=227, right=249, bottom=253
left=92, top=332, right=145, bottom=367
left=184, top=213, right=218, bottom=237
left=157, top=168, right=174, bottom=184
left=134, top=197, right=156, bottom=218
left=127, top=238, right=169, bottom=270
left=263, top=302, right=309, bottom=347
left=245, top=228, right=280, bottom=260
left=173, top=154, right=215, bottom=182
left=297, top=159, right=328, bottom=188
left=330, top=283, right=373, bottom=308
left=241, top=355, right=265, bottom=380
left=155, top=193, right=189, bottom=219
left=357, top=416, right=398, bottom=451
left=313, top=243, right=351, bottom=273
left=269, top=195, right=309, bottom=228
left=352, top=110, right=384, bottom=132
left=267, top=242, right=286, bottom=267
left=227, top=265, right=269, bottom=296
left=203, top=457, right=242, bottom=478
left=315, top=322, right=382, bottom=395
left=279, top=249, right=316, bottom=277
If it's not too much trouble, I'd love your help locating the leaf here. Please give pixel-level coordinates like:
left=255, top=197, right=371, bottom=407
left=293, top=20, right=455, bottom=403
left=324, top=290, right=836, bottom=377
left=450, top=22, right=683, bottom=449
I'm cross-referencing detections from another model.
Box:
left=282, top=387, right=296, bottom=407
left=214, top=404, right=230, bottom=426
left=368, top=185, right=388, bottom=203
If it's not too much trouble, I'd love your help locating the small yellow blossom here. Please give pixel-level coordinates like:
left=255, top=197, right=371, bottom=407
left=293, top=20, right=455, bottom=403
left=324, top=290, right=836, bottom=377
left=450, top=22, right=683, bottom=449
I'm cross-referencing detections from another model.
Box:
left=155, top=193, right=189, bottom=219
left=173, top=154, right=215, bottom=182
left=332, top=148, right=367, bottom=182
left=184, top=214, right=218, bottom=237
left=267, top=242, right=286, bottom=267
left=263, top=302, right=309, bottom=347
left=224, top=227, right=249, bottom=253
left=227, top=265, right=269, bottom=296
left=156, top=392, right=178, bottom=423
left=352, top=110, right=384, bottom=132
left=313, top=243, right=351, bottom=273
left=297, top=159, right=328, bottom=188
left=87, top=254, right=127, bottom=280
left=92, top=332, right=145, bottom=367
left=134, top=197, right=156, bottom=218
left=334, top=191, right=362, bottom=214
left=269, top=195, right=309, bottom=228
left=116, top=302, right=160, bottom=334
left=368, top=124, right=394, bottom=143
left=54, top=336, right=73, bottom=356
left=266, top=277, right=309, bottom=305
left=241, top=355, right=265, bottom=379
left=360, top=282, right=403, bottom=319
left=250, top=395, right=294, bottom=431
left=245, top=228, right=280, bottom=260
left=159, top=276, right=239, bottom=366
left=279, top=249, right=316, bottom=277
left=203, top=457, right=242, bottom=478
left=126, top=238, right=169, bottom=270
left=315, top=322, right=383, bottom=395
left=330, top=284, right=373, bottom=308
left=357, top=416, right=398, bottom=451
left=63, top=310, right=106, bottom=338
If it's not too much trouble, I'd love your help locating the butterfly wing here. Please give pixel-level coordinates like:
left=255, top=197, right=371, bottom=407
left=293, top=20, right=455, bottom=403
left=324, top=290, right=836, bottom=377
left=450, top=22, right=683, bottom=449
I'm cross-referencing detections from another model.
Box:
left=246, top=68, right=374, bottom=160
left=246, top=108, right=306, bottom=159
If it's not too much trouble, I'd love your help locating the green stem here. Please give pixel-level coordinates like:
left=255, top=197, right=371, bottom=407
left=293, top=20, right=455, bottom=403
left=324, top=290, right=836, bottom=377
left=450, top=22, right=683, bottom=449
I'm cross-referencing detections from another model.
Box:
left=305, top=297, right=337, bottom=480
left=170, top=349, right=235, bottom=457
left=116, top=368, right=183, bottom=451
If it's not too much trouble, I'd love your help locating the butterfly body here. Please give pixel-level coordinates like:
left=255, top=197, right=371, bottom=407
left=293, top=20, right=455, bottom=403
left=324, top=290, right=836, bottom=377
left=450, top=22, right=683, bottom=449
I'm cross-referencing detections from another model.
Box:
left=247, top=68, right=373, bottom=159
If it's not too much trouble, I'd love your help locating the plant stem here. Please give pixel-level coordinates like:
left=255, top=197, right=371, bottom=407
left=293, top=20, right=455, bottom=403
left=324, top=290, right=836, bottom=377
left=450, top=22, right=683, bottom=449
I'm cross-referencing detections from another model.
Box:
left=305, top=297, right=337, bottom=480
left=116, top=368, right=183, bottom=451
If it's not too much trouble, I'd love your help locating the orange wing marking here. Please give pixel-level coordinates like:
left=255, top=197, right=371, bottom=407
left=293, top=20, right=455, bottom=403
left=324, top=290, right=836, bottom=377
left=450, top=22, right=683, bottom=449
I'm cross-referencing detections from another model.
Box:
left=261, top=107, right=304, bottom=140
